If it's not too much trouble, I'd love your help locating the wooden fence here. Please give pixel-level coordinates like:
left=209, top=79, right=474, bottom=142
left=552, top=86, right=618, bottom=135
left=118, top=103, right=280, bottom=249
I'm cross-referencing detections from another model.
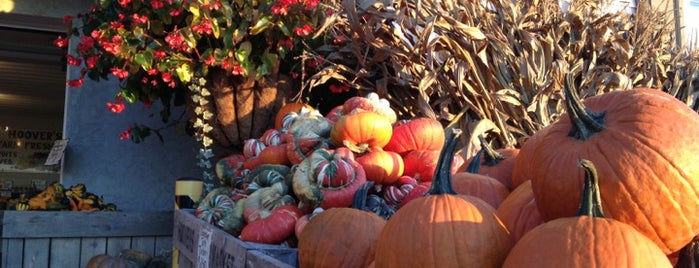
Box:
left=0, top=210, right=173, bottom=268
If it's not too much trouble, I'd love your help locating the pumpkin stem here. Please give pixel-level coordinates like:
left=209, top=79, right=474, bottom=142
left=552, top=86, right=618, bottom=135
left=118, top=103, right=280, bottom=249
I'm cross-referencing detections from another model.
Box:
left=478, top=135, right=505, bottom=167
left=428, top=128, right=463, bottom=195
left=675, top=237, right=699, bottom=268
left=576, top=159, right=604, bottom=217
left=564, top=73, right=606, bottom=140
left=465, top=149, right=484, bottom=174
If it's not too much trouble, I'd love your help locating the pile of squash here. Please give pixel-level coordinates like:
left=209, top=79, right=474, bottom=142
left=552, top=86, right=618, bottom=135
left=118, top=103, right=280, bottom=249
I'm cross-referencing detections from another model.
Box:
left=196, top=75, right=699, bottom=267
left=7, top=182, right=118, bottom=211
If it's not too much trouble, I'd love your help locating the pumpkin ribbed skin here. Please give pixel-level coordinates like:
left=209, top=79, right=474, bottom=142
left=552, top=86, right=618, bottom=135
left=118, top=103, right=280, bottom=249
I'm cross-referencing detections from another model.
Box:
left=513, top=87, right=699, bottom=254
left=495, top=180, right=542, bottom=242
left=504, top=160, right=672, bottom=268
left=374, top=129, right=512, bottom=268
left=451, top=172, right=510, bottom=209
left=502, top=216, right=673, bottom=268
left=298, top=207, right=386, bottom=268
left=375, top=195, right=512, bottom=268
left=384, top=117, right=445, bottom=155
left=330, top=111, right=393, bottom=153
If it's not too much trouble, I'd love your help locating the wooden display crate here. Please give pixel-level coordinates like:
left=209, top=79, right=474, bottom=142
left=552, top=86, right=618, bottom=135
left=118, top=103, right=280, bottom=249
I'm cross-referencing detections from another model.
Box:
left=0, top=210, right=173, bottom=268
left=173, top=209, right=298, bottom=268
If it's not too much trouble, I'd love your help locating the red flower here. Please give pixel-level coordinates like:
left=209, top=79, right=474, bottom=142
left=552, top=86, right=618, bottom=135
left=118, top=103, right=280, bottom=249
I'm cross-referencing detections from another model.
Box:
left=107, top=97, right=126, bottom=113
left=153, top=49, right=167, bottom=59
left=203, top=54, right=216, bottom=66
left=62, top=16, right=73, bottom=24
left=67, top=78, right=84, bottom=87
left=119, top=127, right=132, bottom=140
left=110, top=68, right=129, bottom=79
left=169, top=8, right=183, bottom=17
left=118, top=0, right=132, bottom=7
left=132, top=14, right=149, bottom=24
left=278, top=38, right=293, bottom=49
left=165, top=30, right=187, bottom=51
left=53, top=35, right=69, bottom=48
left=329, top=84, right=350, bottom=93
left=151, top=0, right=164, bottom=9
left=232, top=64, right=245, bottom=76
left=294, top=24, right=313, bottom=36
left=66, top=55, right=82, bottom=66
left=86, top=55, right=100, bottom=68
left=77, top=36, right=95, bottom=53
left=161, top=72, right=173, bottom=82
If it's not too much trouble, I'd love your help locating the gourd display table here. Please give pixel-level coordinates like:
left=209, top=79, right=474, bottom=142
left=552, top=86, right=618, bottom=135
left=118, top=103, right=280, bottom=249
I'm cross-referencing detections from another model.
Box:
left=0, top=210, right=172, bottom=267
left=173, top=209, right=298, bottom=268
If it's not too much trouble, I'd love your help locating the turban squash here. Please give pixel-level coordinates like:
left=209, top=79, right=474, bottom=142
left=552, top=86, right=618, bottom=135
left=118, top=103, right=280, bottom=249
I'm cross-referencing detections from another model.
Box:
left=512, top=73, right=699, bottom=254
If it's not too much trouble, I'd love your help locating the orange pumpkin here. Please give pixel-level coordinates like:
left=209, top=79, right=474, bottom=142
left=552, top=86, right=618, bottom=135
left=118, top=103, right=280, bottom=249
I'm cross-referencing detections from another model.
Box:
left=374, top=129, right=513, bottom=268
left=355, top=147, right=404, bottom=185
left=495, top=180, right=542, bottom=243
left=383, top=117, right=445, bottom=156
left=298, top=207, right=385, bottom=268
left=330, top=111, right=393, bottom=153
left=503, top=159, right=672, bottom=267
left=513, top=74, right=699, bottom=254
left=451, top=171, right=510, bottom=209
left=275, top=102, right=314, bottom=130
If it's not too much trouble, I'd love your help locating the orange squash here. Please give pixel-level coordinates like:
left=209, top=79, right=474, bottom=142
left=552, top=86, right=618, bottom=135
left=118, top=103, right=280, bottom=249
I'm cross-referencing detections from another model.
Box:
left=330, top=111, right=393, bottom=153
left=355, top=147, right=404, bottom=185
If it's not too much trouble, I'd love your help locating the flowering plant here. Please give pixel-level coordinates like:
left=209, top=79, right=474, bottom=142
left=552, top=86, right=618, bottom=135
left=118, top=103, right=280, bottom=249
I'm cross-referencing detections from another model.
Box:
left=55, top=0, right=333, bottom=142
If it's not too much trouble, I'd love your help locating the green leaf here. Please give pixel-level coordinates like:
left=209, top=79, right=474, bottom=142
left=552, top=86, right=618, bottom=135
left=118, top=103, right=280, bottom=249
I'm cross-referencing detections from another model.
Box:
left=149, top=20, right=165, bottom=35
left=120, top=88, right=139, bottom=103
left=249, top=16, right=272, bottom=35
left=236, top=41, right=252, bottom=62
left=134, top=51, right=154, bottom=70
left=176, top=64, right=193, bottom=83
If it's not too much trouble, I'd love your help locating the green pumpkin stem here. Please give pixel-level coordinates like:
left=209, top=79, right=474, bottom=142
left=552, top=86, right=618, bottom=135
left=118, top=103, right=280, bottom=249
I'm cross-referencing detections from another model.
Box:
left=564, top=73, right=606, bottom=140
left=576, top=159, right=605, bottom=217
left=465, top=149, right=483, bottom=174
left=478, top=135, right=505, bottom=166
left=428, top=128, right=463, bottom=195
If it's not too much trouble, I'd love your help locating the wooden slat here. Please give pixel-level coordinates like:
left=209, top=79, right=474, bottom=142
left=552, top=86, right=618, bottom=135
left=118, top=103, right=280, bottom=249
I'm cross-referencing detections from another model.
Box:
left=2, top=238, right=24, bottom=268
left=131, top=236, right=156, bottom=257
left=79, top=237, right=107, bottom=267
left=1, top=211, right=173, bottom=238
left=154, top=236, right=173, bottom=257
left=23, top=238, right=49, bottom=268
left=49, top=238, right=81, bottom=268
left=106, top=237, right=132, bottom=256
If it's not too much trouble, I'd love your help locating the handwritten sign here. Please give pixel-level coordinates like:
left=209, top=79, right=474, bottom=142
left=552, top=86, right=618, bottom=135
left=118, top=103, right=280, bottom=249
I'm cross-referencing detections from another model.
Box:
left=45, top=139, right=69, bottom=165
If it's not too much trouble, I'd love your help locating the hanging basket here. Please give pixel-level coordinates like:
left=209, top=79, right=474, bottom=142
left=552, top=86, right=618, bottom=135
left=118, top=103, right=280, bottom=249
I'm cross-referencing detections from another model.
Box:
left=195, top=69, right=296, bottom=150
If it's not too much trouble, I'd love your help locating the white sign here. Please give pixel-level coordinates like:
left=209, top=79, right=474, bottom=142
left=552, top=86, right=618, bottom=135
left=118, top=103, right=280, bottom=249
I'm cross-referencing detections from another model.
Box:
left=44, top=139, right=69, bottom=165
left=197, top=226, right=213, bottom=268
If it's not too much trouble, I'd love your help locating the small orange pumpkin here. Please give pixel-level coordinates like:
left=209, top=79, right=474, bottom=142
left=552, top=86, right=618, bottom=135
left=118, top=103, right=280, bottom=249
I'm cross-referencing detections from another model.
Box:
left=355, top=147, right=404, bottom=185
left=330, top=111, right=393, bottom=153
left=383, top=117, right=445, bottom=156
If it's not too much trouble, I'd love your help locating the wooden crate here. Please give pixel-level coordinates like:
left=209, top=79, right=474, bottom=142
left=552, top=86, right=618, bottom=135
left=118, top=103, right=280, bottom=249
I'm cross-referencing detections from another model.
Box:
left=0, top=210, right=173, bottom=268
left=173, top=209, right=298, bottom=268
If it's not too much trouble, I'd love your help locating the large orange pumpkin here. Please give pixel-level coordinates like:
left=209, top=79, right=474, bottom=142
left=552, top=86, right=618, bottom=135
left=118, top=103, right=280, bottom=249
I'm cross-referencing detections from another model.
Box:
left=495, top=180, right=542, bottom=243
left=298, top=207, right=386, bottom=268
left=374, top=129, right=513, bottom=268
left=451, top=172, right=510, bottom=209
left=512, top=74, right=699, bottom=254
left=503, top=159, right=672, bottom=267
